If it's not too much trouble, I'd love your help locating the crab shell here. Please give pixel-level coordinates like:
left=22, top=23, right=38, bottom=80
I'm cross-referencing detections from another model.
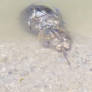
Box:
left=23, top=5, right=62, bottom=34
left=39, top=28, right=71, bottom=52
left=22, top=5, right=71, bottom=52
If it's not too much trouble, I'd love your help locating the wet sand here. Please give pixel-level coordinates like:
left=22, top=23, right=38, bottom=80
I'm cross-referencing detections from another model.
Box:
left=0, top=0, right=92, bottom=92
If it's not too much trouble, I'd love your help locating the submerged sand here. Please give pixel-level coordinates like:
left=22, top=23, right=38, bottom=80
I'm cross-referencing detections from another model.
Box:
left=0, top=36, right=92, bottom=92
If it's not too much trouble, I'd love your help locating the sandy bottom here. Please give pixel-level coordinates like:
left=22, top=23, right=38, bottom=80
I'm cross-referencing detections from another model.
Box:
left=0, top=0, right=92, bottom=91
left=0, top=35, right=92, bottom=92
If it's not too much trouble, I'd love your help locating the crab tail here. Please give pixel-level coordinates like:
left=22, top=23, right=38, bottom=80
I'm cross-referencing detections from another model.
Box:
left=62, top=49, right=71, bottom=66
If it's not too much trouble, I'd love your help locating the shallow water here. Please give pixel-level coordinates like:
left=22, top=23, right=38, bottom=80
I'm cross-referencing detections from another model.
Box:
left=0, top=0, right=92, bottom=92
left=0, top=0, right=92, bottom=40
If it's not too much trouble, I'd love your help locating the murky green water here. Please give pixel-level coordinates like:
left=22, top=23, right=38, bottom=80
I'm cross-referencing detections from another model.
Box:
left=0, top=0, right=92, bottom=40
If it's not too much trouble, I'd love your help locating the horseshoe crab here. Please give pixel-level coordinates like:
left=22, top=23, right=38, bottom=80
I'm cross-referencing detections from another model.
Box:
left=21, top=4, right=72, bottom=65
